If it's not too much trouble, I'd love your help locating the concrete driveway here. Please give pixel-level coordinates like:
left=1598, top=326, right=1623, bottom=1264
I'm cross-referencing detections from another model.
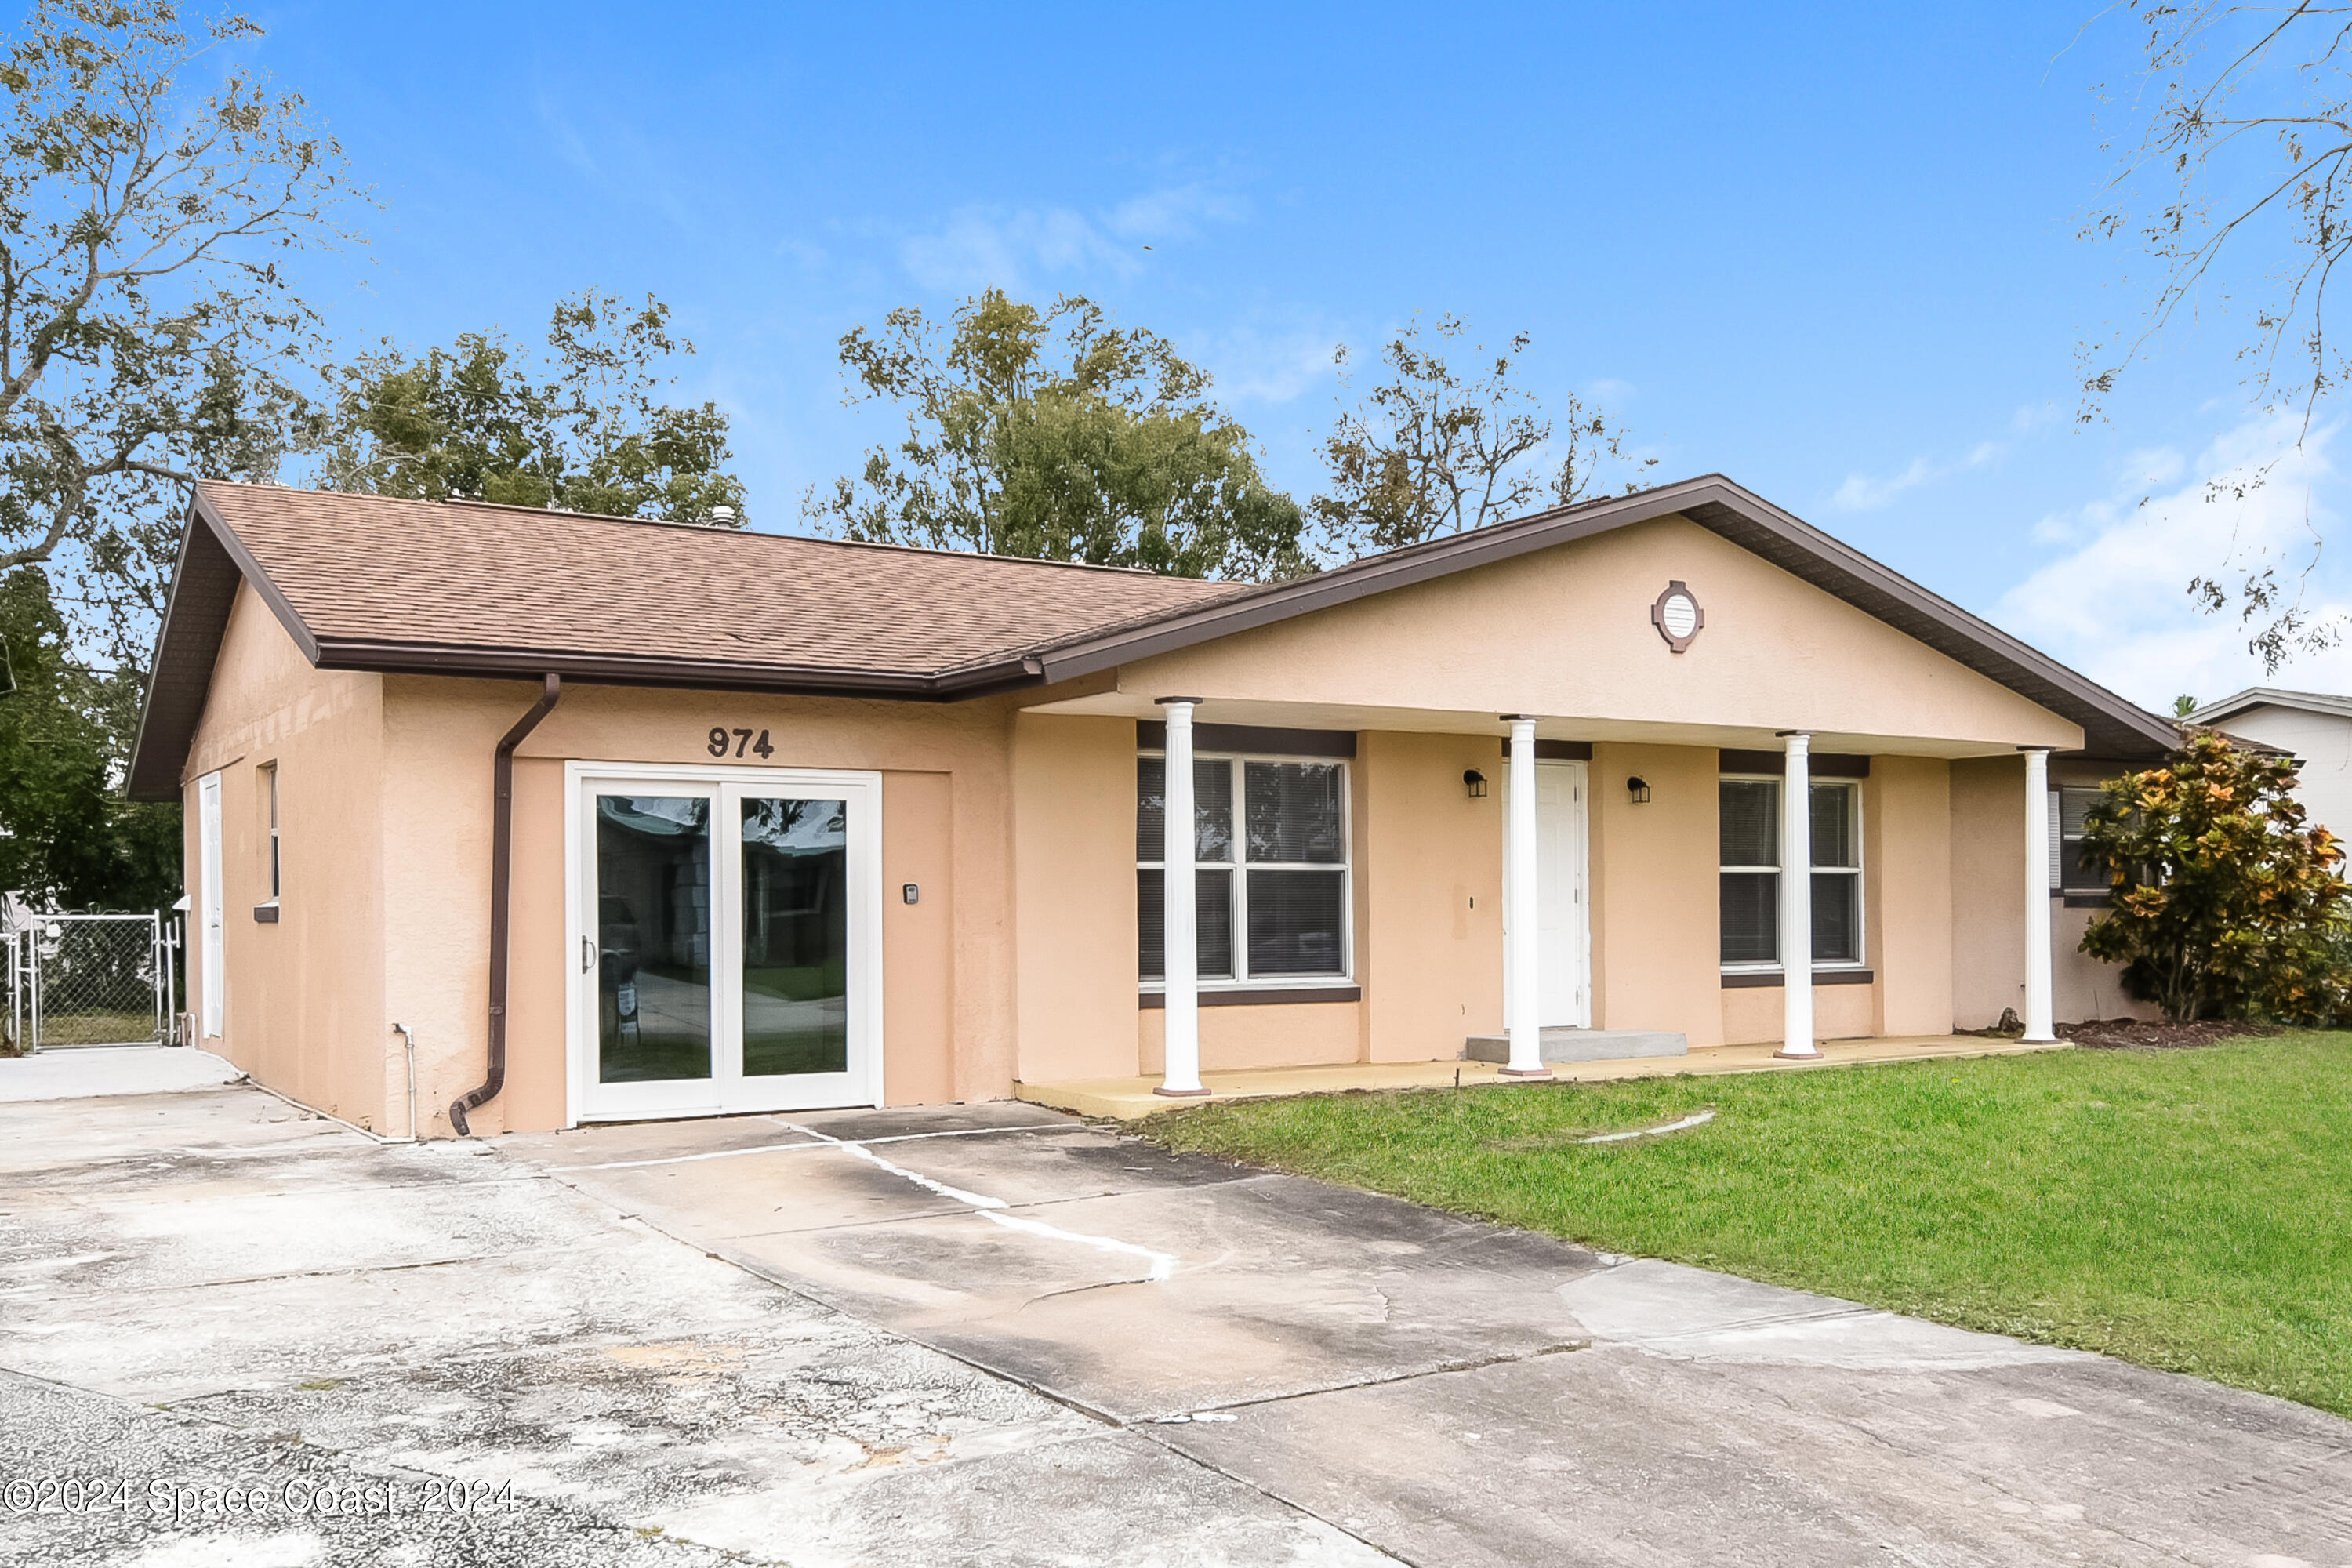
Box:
left=5, top=1068, right=2349, bottom=1565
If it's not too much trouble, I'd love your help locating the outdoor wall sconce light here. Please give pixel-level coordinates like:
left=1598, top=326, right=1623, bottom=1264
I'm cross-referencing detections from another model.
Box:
left=1626, top=775, right=1652, bottom=804
left=1463, top=768, right=1488, bottom=799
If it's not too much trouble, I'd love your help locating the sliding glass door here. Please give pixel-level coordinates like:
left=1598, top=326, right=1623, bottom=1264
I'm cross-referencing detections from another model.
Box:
left=572, top=767, right=880, bottom=1121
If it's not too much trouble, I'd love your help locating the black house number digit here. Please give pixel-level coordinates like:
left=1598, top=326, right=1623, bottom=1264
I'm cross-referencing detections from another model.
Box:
left=707, top=726, right=775, bottom=760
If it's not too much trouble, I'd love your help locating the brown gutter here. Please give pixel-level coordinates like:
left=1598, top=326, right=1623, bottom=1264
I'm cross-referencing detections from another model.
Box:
left=449, top=673, right=562, bottom=1136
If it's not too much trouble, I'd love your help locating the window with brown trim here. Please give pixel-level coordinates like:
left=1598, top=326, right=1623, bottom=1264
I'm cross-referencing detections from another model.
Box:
left=1137, top=750, right=1352, bottom=988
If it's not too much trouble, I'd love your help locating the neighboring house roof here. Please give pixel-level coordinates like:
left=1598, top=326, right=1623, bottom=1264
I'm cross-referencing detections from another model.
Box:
left=2187, top=686, right=2352, bottom=726
left=126, top=474, right=2180, bottom=801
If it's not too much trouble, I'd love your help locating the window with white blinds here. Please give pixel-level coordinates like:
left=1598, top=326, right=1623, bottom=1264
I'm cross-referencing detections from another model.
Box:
left=1138, top=752, right=1351, bottom=985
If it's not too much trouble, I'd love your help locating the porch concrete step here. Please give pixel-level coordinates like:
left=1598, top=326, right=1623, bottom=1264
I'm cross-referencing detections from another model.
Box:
left=1463, top=1028, right=1690, bottom=1064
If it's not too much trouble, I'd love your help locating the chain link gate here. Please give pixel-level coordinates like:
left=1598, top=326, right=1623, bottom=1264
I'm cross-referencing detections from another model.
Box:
left=13, top=913, right=170, bottom=1049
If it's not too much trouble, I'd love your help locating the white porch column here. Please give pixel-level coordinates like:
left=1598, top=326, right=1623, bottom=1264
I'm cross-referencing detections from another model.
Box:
left=2021, top=746, right=2057, bottom=1043
left=1775, top=731, right=1822, bottom=1060
left=1154, top=698, right=1209, bottom=1098
left=1502, top=716, right=1552, bottom=1078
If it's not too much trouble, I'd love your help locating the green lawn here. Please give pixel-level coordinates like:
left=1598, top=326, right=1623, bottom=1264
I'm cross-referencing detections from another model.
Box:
left=1141, top=1035, right=2352, bottom=1416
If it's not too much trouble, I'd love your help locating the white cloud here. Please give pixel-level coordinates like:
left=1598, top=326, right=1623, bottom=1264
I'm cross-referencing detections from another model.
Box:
left=1996, top=413, right=2352, bottom=710
left=1196, top=321, right=1344, bottom=407
left=1832, top=456, right=1937, bottom=510
left=1831, top=441, right=2003, bottom=512
left=898, top=183, right=1247, bottom=293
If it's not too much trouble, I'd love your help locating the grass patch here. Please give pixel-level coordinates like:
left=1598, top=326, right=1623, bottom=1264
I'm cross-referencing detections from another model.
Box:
left=1142, top=1034, right=2352, bottom=1416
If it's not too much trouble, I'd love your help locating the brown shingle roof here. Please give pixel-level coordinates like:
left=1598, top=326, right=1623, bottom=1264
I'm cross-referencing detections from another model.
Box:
left=127, top=472, right=2180, bottom=801
left=198, top=481, right=1249, bottom=681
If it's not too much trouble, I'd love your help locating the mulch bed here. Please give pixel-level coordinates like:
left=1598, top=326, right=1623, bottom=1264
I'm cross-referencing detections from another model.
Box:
left=2056, top=1018, right=2279, bottom=1051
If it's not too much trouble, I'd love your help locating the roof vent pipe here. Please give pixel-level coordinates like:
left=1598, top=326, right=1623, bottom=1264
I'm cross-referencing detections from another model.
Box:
left=448, top=672, right=562, bottom=1136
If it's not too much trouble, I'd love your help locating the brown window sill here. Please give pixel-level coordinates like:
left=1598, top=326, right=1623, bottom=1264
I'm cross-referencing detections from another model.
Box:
left=1721, top=968, right=1873, bottom=989
left=1140, top=985, right=1360, bottom=1009
left=2061, top=891, right=2112, bottom=909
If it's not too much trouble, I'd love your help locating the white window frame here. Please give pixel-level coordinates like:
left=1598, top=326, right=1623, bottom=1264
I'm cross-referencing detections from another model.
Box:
left=260, top=760, right=281, bottom=905
left=1138, top=749, right=1354, bottom=993
left=2057, top=786, right=2108, bottom=894
left=1718, top=772, right=1867, bottom=975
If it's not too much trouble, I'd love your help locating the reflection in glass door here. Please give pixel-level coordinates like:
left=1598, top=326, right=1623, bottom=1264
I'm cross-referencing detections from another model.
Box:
left=596, top=794, right=713, bottom=1085
left=739, top=797, right=849, bottom=1078
left=573, top=767, right=880, bottom=1122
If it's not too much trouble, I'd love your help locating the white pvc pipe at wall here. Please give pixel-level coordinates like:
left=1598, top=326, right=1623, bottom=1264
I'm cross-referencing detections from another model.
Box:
left=1502, top=717, right=1550, bottom=1077
left=2021, top=747, right=2056, bottom=1043
left=1777, top=731, right=1821, bottom=1059
left=1156, top=698, right=1207, bottom=1097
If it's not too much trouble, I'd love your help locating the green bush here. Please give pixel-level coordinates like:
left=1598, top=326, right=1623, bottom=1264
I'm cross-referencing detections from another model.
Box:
left=2078, top=731, right=2351, bottom=1022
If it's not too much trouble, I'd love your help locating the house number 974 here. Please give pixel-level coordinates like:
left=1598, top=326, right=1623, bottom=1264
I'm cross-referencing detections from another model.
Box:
left=708, top=727, right=776, bottom=760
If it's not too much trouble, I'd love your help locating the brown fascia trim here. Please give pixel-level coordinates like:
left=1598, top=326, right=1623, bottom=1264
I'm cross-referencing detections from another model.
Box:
left=308, top=638, right=1047, bottom=700
left=1136, top=719, right=1358, bottom=757
left=1139, top=985, right=1362, bottom=1008
left=1022, top=475, right=2180, bottom=758
left=1722, top=968, right=1876, bottom=989
left=126, top=500, right=267, bottom=801
left=1719, top=748, right=1871, bottom=777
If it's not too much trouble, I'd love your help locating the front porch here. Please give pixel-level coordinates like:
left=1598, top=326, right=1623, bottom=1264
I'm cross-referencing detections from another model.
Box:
left=1014, top=1032, right=2071, bottom=1120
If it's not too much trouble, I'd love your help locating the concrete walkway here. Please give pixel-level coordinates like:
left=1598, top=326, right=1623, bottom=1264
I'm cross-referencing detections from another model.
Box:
left=0, top=1044, right=244, bottom=1102
left=5, top=1078, right=2349, bottom=1565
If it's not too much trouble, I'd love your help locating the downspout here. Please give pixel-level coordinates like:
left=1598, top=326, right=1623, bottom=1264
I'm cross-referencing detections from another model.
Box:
left=449, top=673, right=562, bottom=1136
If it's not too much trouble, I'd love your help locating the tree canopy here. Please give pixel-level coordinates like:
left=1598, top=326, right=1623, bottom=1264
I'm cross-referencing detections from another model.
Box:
left=1312, top=314, right=1651, bottom=556
left=0, top=567, right=179, bottom=911
left=312, top=291, right=746, bottom=524
left=0, top=0, right=361, bottom=666
left=803, top=290, right=1311, bottom=579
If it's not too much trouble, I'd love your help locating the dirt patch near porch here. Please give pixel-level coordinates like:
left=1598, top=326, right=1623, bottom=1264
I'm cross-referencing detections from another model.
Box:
left=2058, top=1018, right=2281, bottom=1051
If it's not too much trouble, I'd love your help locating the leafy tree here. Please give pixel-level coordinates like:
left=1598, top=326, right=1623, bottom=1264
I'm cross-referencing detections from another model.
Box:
left=1311, top=314, right=1651, bottom=555
left=0, top=0, right=361, bottom=665
left=2077, top=731, right=2350, bottom=1022
left=312, top=291, right=746, bottom=524
left=803, top=289, right=1310, bottom=579
left=2081, top=4, right=2352, bottom=670
left=0, top=567, right=179, bottom=911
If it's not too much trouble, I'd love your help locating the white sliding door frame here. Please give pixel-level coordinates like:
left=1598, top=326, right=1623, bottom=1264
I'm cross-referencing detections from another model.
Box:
left=564, top=760, right=885, bottom=1127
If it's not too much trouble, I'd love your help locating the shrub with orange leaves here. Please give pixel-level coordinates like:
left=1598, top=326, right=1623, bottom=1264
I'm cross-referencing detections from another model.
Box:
left=2078, top=731, right=2350, bottom=1023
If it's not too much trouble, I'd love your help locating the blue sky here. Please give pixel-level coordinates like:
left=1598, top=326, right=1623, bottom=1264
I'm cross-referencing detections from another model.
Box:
left=241, top=2, right=2348, bottom=710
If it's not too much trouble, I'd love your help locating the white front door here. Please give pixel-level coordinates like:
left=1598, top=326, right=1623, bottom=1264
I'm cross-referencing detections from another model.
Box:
left=570, top=764, right=883, bottom=1123
left=1504, top=760, right=1590, bottom=1028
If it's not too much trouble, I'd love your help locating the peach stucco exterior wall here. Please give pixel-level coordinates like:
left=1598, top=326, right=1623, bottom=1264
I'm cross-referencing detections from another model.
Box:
left=1869, top=757, right=1955, bottom=1035
left=1356, top=731, right=1504, bottom=1061
left=179, top=583, right=390, bottom=1129
left=1949, top=755, right=2155, bottom=1029
left=1011, top=713, right=1141, bottom=1083
left=1588, top=742, right=1723, bottom=1044
left=375, top=677, right=1023, bottom=1134
left=1113, top=515, right=2082, bottom=751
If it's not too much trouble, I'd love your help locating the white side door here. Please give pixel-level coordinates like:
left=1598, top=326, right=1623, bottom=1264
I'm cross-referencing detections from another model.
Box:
left=569, top=764, right=883, bottom=1123
left=198, top=772, right=223, bottom=1039
left=1503, top=760, right=1591, bottom=1028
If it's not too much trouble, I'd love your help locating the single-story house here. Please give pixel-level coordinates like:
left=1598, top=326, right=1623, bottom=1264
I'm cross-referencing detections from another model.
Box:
left=2187, top=687, right=2352, bottom=841
left=127, top=474, right=2178, bottom=1136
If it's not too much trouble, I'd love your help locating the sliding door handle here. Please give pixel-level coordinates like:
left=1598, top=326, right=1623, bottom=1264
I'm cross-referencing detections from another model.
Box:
left=582, top=935, right=596, bottom=974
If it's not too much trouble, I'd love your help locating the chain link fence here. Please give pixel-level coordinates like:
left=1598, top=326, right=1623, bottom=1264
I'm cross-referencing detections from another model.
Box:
left=5, top=913, right=172, bottom=1050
